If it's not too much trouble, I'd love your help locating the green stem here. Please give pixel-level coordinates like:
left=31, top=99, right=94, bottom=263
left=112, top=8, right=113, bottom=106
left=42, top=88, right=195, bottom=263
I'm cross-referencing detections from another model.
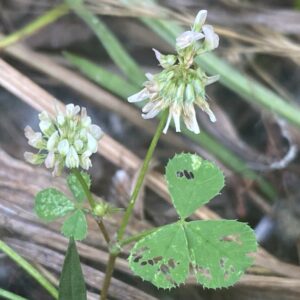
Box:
left=100, top=254, right=117, bottom=300
left=0, top=240, right=58, bottom=299
left=100, top=110, right=168, bottom=300
left=117, top=110, right=168, bottom=240
left=0, top=289, right=28, bottom=300
left=120, top=227, right=159, bottom=247
left=0, top=4, right=69, bottom=49
left=71, top=169, right=110, bottom=244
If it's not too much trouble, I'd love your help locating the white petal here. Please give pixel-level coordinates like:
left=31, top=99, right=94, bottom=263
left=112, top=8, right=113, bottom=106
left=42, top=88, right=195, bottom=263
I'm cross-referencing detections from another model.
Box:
left=47, top=131, right=59, bottom=151
left=52, top=161, right=63, bottom=177
left=183, top=105, right=200, bottom=134
left=38, top=111, right=50, bottom=122
left=203, top=25, right=219, bottom=50
left=205, top=75, right=220, bottom=86
left=206, top=107, right=217, bottom=123
left=24, top=126, right=35, bottom=140
left=57, top=139, right=69, bottom=156
left=142, top=102, right=155, bottom=113
left=89, top=124, right=103, bottom=140
left=87, top=133, right=98, bottom=153
left=65, top=146, right=79, bottom=168
left=163, top=112, right=172, bottom=134
left=142, top=108, right=160, bottom=119
left=128, top=89, right=149, bottom=103
left=152, top=48, right=162, bottom=63
left=193, top=10, right=207, bottom=31
left=80, top=150, right=92, bottom=170
left=176, top=31, right=204, bottom=49
left=45, top=151, right=55, bottom=168
left=66, top=103, right=80, bottom=117
left=171, top=107, right=181, bottom=132
left=145, top=73, right=154, bottom=81
left=74, top=139, right=84, bottom=152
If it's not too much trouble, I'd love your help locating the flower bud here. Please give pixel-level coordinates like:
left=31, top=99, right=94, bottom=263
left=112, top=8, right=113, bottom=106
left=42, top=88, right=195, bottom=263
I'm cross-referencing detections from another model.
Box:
left=152, top=48, right=177, bottom=68
left=24, top=152, right=44, bottom=165
left=80, top=150, right=92, bottom=170
left=47, top=131, right=59, bottom=151
left=65, top=146, right=79, bottom=168
left=192, top=10, right=207, bottom=32
left=45, top=151, right=55, bottom=168
left=87, top=133, right=98, bottom=153
left=58, top=139, right=70, bottom=156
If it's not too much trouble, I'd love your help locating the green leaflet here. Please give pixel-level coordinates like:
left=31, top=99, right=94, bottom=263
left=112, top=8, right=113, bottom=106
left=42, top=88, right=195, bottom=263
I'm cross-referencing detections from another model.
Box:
left=129, top=220, right=257, bottom=289
left=166, top=153, right=224, bottom=219
left=61, top=210, right=88, bottom=241
left=67, top=172, right=91, bottom=203
left=59, top=237, right=87, bottom=300
left=35, top=188, right=75, bottom=221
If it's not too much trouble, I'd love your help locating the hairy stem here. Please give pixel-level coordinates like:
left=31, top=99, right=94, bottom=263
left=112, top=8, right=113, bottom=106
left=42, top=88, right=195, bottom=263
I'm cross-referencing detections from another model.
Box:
left=0, top=4, right=69, bottom=49
left=0, top=240, right=58, bottom=299
left=71, top=169, right=110, bottom=244
left=100, top=110, right=168, bottom=300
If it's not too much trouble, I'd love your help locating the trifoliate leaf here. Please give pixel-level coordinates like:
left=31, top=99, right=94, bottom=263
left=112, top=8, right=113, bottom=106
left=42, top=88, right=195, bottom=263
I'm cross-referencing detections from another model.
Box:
left=165, top=153, right=224, bottom=219
left=59, top=237, right=87, bottom=300
left=61, top=210, right=88, bottom=241
left=67, top=172, right=91, bottom=203
left=129, top=220, right=256, bottom=289
left=35, top=188, right=75, bottom=221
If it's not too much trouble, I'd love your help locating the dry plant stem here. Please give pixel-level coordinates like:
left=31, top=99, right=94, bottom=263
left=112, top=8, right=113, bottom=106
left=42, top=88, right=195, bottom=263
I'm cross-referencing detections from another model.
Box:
left=71, top=169, right=110, bottom=244
left=100, top=110, right=168, bottom=300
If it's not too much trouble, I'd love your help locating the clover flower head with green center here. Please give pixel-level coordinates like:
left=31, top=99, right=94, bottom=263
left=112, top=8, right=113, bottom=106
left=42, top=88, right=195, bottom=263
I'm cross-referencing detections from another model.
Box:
left=24, top=104, right=103, bottom=176
left=128, top=10, right=219, bottom=134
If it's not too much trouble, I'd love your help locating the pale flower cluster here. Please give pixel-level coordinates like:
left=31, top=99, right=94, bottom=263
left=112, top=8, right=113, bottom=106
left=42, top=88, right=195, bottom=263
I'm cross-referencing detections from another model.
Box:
left=128, top=10, right=219, bottom=134
left=24, top=104, right=103, bottom=176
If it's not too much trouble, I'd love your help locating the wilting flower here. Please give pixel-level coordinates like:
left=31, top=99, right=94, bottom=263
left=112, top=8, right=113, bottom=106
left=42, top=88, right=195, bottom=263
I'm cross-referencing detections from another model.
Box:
left=24, top=104, right=103, bottom=176
left=128, top=10, right=219, bottom=134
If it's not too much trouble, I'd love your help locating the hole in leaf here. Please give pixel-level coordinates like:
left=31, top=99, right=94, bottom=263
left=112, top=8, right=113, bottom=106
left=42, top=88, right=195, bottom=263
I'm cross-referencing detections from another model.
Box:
left=176, top=170, right=194, bottom=180
left=160, top=264, right=170, bottom=274
left=219, top=257, right=226, bottom=268
left=224, top=271, right=230, bottom=281
left=194, top=265, right=212, bottom=281
left=153, top=256, right=163, bottom=264
left=220, top=234, right=242, bottom=245
left=141, top=261, right=147, bottom=266
left=133, top=255, right=142, bottom=263
left=230, top=266, right=235, bottom=273
left=148, top=259, right=154, bottom=266
left=168, top=259, right=176, bottom=269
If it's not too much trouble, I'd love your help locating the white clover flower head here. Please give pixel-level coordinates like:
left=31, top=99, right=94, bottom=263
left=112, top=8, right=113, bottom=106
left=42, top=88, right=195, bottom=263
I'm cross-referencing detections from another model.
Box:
left=127, top=9, right=219, bottom=135
left=24, top=104, right=103, bottom=176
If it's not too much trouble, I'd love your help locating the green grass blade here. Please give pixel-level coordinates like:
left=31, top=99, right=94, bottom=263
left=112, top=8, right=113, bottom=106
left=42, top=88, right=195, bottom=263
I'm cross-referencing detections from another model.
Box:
left=0, top=289, right=28, bottom=300
left=65, top=0, right=144, bottom=85
left=0, top=4, right=69, bottom=49
left=64, top=52, right=137, bottom=97
left=0, top=240, right=58, bottom=299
